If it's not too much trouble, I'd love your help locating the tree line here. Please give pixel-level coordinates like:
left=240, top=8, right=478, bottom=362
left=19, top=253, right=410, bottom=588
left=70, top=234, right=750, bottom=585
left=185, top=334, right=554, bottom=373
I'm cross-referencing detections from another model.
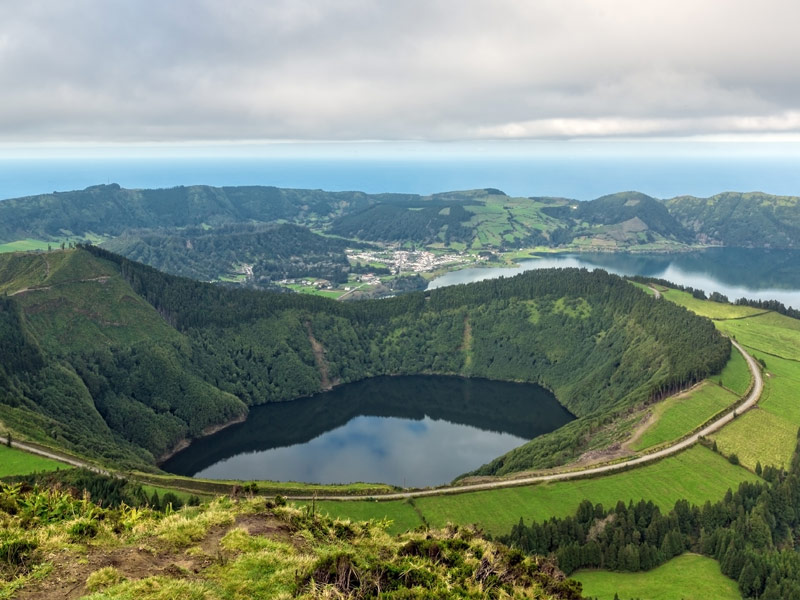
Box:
left=501, top=436, right=800, bottom=599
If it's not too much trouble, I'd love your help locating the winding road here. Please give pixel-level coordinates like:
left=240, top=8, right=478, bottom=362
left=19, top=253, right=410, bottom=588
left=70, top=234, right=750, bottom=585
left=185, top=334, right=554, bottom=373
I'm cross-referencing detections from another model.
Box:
left=1, top=341, right=761, bottom=503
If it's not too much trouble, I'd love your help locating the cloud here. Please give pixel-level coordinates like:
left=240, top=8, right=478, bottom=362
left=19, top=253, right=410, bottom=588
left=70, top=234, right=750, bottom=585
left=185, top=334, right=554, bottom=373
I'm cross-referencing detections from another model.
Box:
left=1, top=0, right=800, bottom=142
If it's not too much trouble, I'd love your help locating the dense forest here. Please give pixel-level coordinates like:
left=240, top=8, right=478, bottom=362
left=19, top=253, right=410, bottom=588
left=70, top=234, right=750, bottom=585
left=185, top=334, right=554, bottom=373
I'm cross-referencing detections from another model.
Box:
left=502, top=437, right=800, bottom=599
left=104, top=222, right=357, bottom=284
left=665, top=191, right=800, bottom=248
left=0, top=247, right=729, bottom=475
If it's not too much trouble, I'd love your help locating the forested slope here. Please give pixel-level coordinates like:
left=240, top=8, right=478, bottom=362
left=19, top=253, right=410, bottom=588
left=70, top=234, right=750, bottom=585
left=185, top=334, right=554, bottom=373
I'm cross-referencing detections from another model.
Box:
left=0, top=184, right=379, bottom=242
left=104, top=222, right=356, bottom=284
left=0, top=247, right=729, bottom=475
left=664, top=191, right=800, bottom=248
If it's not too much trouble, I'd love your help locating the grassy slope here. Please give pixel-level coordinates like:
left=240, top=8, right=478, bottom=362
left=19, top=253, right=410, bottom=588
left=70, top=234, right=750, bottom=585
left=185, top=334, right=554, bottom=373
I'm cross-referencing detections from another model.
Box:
left=713, top=313, right=800, bottom=470
left=573, top=553, right=741, bottom=600
left=662, top=290, right=800, bottom=470
left=660, top=289, right=764, bottom=320
left=314, top=446, right=757, bottom=537
left=633, top=382, right=738, bottom=451
left=717, top=311, right=800, bottom=361
left=1, top=491, right=578, bottom=600
left=2, top=250, right=182, bottom=355
left=0, top=445, right=65, bottom=477
left=711, top=343, right=752, bottom=395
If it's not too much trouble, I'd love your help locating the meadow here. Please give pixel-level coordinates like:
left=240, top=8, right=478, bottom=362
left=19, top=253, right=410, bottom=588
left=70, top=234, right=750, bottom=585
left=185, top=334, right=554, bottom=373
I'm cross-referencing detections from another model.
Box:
left=712, top=344, right=752, bottom=395
left=0, top=444, right=64, bottom=477
left=661, top=288, right=765, bottom=320
left=313, top=446, right=757, bottom=536
left=633, top=381, right=738, bottom=451
left=573, top=553, right=740, bottom=600
left=717, top=311, right=800, bottom=361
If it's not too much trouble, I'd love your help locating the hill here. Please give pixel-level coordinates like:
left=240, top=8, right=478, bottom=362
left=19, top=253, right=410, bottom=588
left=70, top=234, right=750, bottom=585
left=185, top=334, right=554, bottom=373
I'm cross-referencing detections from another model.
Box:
left=103, top=222, right=357, bottom=285
left=663, top=191, right=800, bottom=248
left=542, top=191, right=693, bottom=248
left=0, top=247, right=729, bottom=475
left=2, top=185, right=800, bottom=294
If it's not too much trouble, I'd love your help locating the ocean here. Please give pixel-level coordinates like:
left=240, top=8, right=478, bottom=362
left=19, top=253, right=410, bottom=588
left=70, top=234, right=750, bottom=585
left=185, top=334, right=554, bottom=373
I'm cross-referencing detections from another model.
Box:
left=3, top=153, right=800, bottom=200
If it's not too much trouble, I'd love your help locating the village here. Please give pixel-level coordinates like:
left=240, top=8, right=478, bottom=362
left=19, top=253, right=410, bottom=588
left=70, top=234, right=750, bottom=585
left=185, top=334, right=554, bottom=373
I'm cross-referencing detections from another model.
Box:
left=347, top=248, right=475, bottom=275
left=275, top=248, right=483, bottom=297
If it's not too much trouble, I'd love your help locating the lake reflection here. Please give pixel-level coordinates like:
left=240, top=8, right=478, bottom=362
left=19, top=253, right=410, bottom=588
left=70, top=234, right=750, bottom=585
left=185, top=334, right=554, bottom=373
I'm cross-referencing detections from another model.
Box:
left=428, top=248, right=800, bottom=309
left=161, top=375, right=574, bottom=487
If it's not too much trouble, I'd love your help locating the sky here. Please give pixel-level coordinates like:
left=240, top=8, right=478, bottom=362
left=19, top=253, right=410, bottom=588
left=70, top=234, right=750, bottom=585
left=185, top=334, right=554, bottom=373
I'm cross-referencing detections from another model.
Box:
left=2, top=1, right=800, bottom=149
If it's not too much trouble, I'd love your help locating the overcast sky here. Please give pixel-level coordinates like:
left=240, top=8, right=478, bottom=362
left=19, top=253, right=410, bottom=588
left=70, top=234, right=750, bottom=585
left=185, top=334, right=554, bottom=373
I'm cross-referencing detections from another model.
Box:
left=2, top=1, right=800, bottom=146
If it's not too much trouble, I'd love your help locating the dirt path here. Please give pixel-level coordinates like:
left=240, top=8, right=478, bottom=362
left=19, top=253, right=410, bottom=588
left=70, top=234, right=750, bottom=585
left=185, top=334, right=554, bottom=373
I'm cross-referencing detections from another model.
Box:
left=647, top=285, right=662, bottom=299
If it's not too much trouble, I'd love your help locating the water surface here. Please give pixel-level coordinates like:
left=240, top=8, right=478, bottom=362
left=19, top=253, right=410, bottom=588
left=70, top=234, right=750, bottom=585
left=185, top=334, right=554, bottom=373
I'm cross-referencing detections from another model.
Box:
left=428, top=248, right=800, bottom=309
left=161, top=375, right=574, bottom=488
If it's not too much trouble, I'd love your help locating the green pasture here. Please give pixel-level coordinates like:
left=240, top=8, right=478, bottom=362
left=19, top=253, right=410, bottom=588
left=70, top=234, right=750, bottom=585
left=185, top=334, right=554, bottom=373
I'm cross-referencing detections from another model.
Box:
left=716, top=311, right=800, bottom=361
left=0, top=445, right=66, bottom=478
left=573, top=553, right=741, bottom=600
left=633, top=382, right=738, bottom=451
left=709, top=347, right=800, bottom=471
left=661, top=289, right=765, bottom=320
left=0, top=239, right=52, bottom=253
left=712, top=408, right=797, bottom=470
left=753, top=352, right=800, bottom=423
left=712, top=345, right=752, bottom=395
left=312, top=446, right=756, bottom=537
left=659, top=292, right=800, bottom=472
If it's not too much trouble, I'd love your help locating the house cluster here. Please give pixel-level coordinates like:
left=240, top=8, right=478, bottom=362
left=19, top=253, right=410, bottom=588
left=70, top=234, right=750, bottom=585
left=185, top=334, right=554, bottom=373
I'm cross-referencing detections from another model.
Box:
left=348, top=249, right=465, bottom=274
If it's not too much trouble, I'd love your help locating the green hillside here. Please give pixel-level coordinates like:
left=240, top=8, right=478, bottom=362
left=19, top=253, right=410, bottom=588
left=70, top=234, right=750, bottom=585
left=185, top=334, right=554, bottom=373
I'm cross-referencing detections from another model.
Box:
left=665, top=191, right=800, bottom=248
left=103, top=222, right=357, bottom=284
left=0, top=247, right=729, bottom=475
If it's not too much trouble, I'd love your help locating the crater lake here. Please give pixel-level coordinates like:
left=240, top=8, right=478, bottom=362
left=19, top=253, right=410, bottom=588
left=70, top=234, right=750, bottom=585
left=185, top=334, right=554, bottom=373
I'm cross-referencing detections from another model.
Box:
left=161, top=375, right=574, bottom=488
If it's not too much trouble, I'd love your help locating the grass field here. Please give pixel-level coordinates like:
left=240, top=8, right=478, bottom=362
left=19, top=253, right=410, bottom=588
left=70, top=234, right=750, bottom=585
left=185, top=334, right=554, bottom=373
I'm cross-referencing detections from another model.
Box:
left=0, top=239, right=52, bottom=253
left=0, top=445, right=66, bottom=477
left=312, top=499, right=424, bottom=536
left=284, top=283, right=347, bottom=298
left=709, top=347, right=800, bottom=471
left=311, top=446, right=757, bottom=537
left=751, top=352, right=800, bottom=424
left=573, top=553, right=741, bottom=600
left=711, top=408, right=797, bottom=470
left=659, top=294, right=800, bottom=473
left=633, top=382, right=738, bottom=451
left=661, top=289, right=764, bottom=320
left=712, top=345, right=752, bottom=395
left=716, top=311, right=800, bottom=362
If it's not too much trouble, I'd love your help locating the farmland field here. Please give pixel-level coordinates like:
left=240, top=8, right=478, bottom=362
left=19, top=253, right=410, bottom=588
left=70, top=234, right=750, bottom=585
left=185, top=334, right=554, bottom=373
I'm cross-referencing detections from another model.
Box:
left=712, top=345, right=752, bottom=396
left=0, top=239, right=52, bottom=253
left=711, top=408, right=797, bottom=470
left=311, top=446, right=757, bottom=536
left=573, top=553, right=740, bottom=600
left=715, top=311, right=800, bottom=362
left=0, top=444, right=66, bottom=478
left=661, top=289, right=765, bottom=320
left=633, top=382, right=738, bottom=451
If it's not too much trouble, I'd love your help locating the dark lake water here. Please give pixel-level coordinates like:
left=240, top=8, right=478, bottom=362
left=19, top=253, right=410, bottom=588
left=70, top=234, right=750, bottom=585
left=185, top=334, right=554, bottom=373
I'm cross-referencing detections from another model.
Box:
left=161, top=375, right=574, bottom=488
left=428, top=248, right=800, bottom=310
